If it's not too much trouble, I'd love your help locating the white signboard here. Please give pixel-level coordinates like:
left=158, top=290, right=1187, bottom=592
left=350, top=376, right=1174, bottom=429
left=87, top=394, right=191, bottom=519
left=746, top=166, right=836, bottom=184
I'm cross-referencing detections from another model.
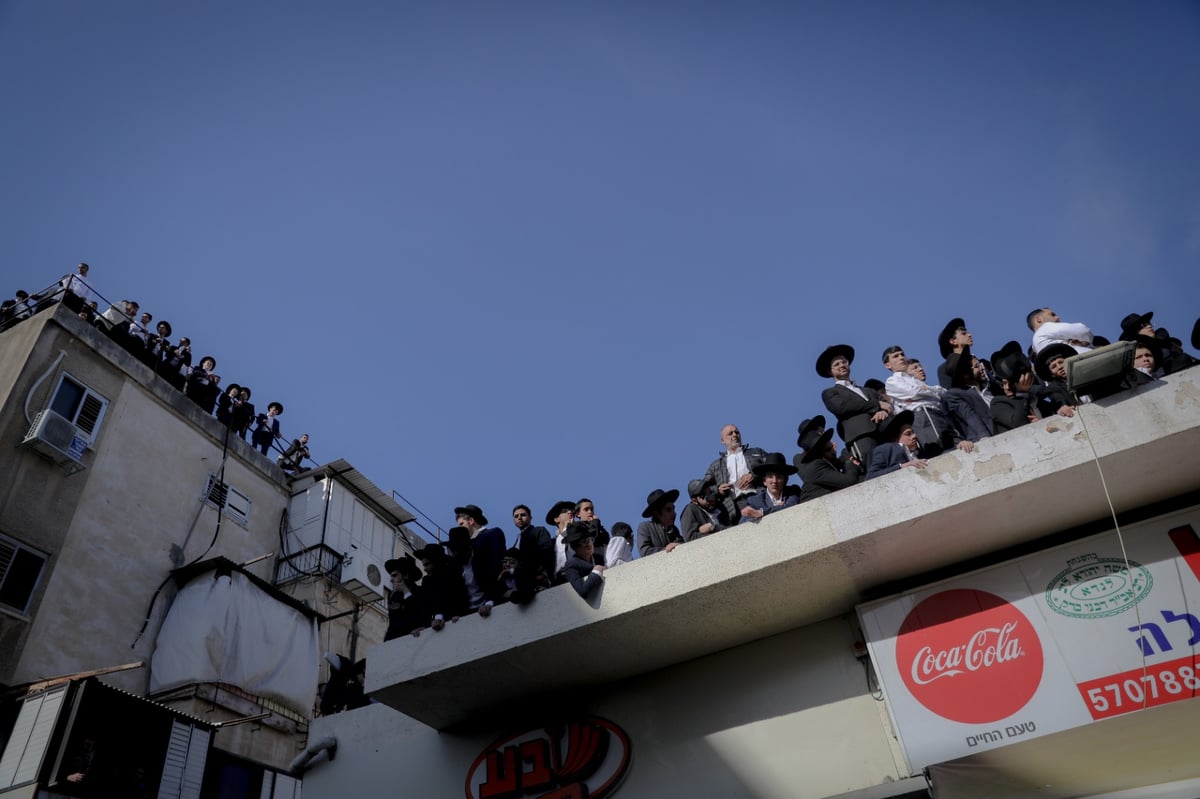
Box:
left=857, top=506, right=1200, bottom=770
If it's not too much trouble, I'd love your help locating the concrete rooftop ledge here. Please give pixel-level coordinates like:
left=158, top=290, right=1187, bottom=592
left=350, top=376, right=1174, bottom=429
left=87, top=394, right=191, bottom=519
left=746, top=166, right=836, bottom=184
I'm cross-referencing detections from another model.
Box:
left=368, top=369, right=1200, bottom=730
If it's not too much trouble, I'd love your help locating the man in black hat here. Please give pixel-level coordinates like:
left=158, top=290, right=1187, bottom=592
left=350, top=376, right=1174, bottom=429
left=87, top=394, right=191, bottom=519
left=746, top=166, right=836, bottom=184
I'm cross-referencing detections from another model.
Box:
left=513, top=504, right=554, bottom=583
left=545, top=499, right=577, bottom=576
left=867, top=411, right=928, bottom=479
left=560, top=521, right=606, bottom=600
left=637, top=489, right=683, bottom=556
left=936, top=318, right=976, bottom=389
left=384, top=556, right=428, bottom=640
left=417, top=543, right=468, bottom=631
left=740, top=453, right=800, bottom=522
left=795, top=416, right=861, bottom=503
left=452, top=505, right=507, bottom=616
left=1120, top=311, right=1199, bottom=374
left=704, top=424, right=769, bottom=522
left=817, top=344, right=891, bottom=468
left=446, top=526, right=503, bottom=618
left=680, top=477, right=728, bottom=541
left=253, top=401, right=284, bottom=455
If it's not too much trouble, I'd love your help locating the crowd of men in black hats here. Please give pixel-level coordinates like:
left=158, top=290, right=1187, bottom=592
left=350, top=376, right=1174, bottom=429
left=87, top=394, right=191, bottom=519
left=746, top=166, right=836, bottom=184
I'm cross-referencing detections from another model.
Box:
left=4, top=266, right=312, bottom=473
left=380, top=306, right=1199, bottom=644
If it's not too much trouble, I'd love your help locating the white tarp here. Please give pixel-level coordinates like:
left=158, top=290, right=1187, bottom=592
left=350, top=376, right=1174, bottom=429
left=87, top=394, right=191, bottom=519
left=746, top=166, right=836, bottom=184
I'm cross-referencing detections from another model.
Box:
left=149, top=570, right=319, bottom=718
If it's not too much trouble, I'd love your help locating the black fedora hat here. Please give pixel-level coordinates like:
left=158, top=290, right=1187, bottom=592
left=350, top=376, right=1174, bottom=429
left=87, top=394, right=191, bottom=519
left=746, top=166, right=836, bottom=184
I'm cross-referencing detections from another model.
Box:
left=989, top=341, right=1025, bottom=379
left=799, top=430, right=835, bottom=463
left=795, top=415, right=827, bottom=449
left=641, top=488, right=680, bottom=518
left=815, top=345, right=855, bottom=378
left=864, top=378, right=885, bottom=393
left=754, top=451, right=798, bottom=476
left=268, top=401, right=284, bottom=414
left=417, top=543, right=447, bottom=564
left=564, top=520, right=599, bottom=546
left=879, top=410, right=915, bottom=443
left=1119, top=311, right=1153, bottom=341
left=445, top=526, right=471, bottom=551
left=1191, top=318, right=1200, bottom=352
left=1035, top=343, right=1076, bottom=381
left=384, top=555, right=422, bottom=584
left=453, top=504, right=488, bottom=526
left=545, top=500, right=576, bottom=525
left=937, top=318, right=966, bottom=358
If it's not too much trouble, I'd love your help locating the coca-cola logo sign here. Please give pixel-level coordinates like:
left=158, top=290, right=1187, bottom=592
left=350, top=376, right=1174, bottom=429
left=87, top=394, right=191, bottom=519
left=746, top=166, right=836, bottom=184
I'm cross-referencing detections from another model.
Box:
left=465, top=717, right=631, bottom=799
left=895, top=589, right=1044, bottom=724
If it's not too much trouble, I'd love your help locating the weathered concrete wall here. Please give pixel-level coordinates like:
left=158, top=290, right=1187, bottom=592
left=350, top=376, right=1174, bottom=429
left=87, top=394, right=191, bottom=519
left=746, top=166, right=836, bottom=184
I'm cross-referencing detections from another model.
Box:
left=307, top=616, right=908, bottom=799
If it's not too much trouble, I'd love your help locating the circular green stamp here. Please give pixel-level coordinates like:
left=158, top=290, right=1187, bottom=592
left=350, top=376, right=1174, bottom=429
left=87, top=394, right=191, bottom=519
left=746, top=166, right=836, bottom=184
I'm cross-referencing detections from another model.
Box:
left=1045, top=557, right=1153, bottom=618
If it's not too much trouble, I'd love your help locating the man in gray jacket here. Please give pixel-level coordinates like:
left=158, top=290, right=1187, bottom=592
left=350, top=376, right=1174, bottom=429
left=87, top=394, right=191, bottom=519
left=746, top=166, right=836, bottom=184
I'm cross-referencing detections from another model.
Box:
left=704, top=424, right=768, bottom=521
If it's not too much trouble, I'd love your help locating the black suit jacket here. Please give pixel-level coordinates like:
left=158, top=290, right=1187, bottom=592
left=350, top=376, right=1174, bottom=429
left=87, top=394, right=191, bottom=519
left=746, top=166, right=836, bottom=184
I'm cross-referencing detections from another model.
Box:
left=821, top=384, right=883, bottom=444
left=798, top=456, right=861, bottom=502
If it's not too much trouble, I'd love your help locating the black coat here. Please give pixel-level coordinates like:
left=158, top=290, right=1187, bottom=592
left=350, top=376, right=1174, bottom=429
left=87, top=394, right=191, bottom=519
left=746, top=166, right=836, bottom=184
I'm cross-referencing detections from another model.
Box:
left=560, top=554, right=603, bottom=600
left=798, top=455, right=861, bottom=502
left=821, top=384, right=884, bottom=445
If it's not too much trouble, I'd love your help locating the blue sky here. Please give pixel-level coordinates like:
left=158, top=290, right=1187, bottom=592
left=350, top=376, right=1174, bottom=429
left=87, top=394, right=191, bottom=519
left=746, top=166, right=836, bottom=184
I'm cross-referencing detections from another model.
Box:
left=4, top=1, right=1199, bottom=546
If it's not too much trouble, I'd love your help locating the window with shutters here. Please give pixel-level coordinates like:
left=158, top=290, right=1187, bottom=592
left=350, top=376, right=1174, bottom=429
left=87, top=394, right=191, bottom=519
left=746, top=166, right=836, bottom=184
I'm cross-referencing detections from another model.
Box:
left=204, top=475, right=251, bottom=526
left=0, top=534, right=47, bottom=615
left=48, top=373, right=108, bottom=446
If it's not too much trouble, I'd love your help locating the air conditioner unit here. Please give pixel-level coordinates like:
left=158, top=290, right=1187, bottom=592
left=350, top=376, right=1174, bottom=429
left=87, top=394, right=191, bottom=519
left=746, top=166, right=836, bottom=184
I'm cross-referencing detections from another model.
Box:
left=22, top=409, right=86, bottom=467
left=340, top=553, right=388, bottom=603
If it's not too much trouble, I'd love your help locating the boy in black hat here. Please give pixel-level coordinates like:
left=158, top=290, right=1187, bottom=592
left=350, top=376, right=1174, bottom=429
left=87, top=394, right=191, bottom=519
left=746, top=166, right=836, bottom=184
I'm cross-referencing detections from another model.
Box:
left=740, top=453, right=800, bottom=522
left=1033, top=342, right=1079, bottom=419
left=637, top=489, right=683, bottom=556
left=384, top=556, right=428, bottom=640
left=560, top=521, right=606, bottom=600
left=867, top=412, right=928, bottom=479
left=795, top=416, right=861, bottom=503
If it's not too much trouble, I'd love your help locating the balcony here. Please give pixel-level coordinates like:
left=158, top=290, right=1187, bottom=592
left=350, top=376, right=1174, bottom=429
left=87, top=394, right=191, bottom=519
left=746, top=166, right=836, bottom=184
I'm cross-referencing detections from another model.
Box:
left=367, top=369, right=1200, bottom=730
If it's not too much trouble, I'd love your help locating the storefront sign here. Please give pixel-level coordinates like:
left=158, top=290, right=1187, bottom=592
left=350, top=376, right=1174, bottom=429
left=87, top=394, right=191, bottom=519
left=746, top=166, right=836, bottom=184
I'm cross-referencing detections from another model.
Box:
left=858, top=506, right=1200, bottom=770
left=465, top=717, right=631, bottom=799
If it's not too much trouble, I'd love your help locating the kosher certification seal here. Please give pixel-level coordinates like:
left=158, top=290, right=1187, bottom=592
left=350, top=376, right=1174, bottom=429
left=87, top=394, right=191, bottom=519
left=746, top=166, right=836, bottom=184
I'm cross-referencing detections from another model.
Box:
left=1045, top=555, right=1153, bottom=619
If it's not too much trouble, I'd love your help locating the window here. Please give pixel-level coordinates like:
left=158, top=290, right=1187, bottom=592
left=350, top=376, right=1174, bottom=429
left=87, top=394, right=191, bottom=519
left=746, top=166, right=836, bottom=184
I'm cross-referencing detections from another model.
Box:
left=0, top=534, right=47, bottom=614
left=204, top=475, right=251, bottom=525
left=48, top=373, right=108, bottom=445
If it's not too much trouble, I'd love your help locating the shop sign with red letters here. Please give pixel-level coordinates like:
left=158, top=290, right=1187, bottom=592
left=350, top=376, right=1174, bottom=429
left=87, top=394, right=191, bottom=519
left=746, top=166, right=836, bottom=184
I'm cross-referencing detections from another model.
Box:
left=858, top=506, right=1200, bottom=770
left=465, top=717, right=631, bottom=799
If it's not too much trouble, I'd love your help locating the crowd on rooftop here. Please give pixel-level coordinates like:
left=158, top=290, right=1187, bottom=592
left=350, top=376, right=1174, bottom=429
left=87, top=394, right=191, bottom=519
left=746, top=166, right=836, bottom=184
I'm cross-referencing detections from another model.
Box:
left=380, top=306, right=1199, bottom=646
left=7, top=269, right=1197, bottom=653
left=2, top=264, right=313, bottom=473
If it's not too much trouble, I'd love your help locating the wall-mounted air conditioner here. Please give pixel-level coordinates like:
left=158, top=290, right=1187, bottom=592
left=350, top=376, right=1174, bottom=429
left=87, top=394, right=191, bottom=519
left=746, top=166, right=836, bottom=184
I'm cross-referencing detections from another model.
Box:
left=22, top=409, right=86, bottom=469
left=339, top=552, right=388, bottom=602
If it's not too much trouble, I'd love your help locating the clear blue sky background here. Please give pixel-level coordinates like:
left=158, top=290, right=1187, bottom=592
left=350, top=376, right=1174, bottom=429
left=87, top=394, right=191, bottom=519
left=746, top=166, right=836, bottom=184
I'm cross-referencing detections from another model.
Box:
left=4, top=1, right=1199, bottom=547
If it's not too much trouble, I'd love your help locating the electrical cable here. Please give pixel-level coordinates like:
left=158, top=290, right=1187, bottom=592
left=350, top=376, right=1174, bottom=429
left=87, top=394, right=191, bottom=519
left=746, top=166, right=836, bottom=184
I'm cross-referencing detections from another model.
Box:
left=1075, top=403, right=1149, bottom=710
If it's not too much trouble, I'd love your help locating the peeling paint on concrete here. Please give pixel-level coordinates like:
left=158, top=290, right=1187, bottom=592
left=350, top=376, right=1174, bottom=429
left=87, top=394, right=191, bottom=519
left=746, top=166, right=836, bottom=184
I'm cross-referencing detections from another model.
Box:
left=1175, top=381, right=1200, bottom=409
left=973, top=453, right=1015, bottom=479
left=929, top=456, right=962, bottom=482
